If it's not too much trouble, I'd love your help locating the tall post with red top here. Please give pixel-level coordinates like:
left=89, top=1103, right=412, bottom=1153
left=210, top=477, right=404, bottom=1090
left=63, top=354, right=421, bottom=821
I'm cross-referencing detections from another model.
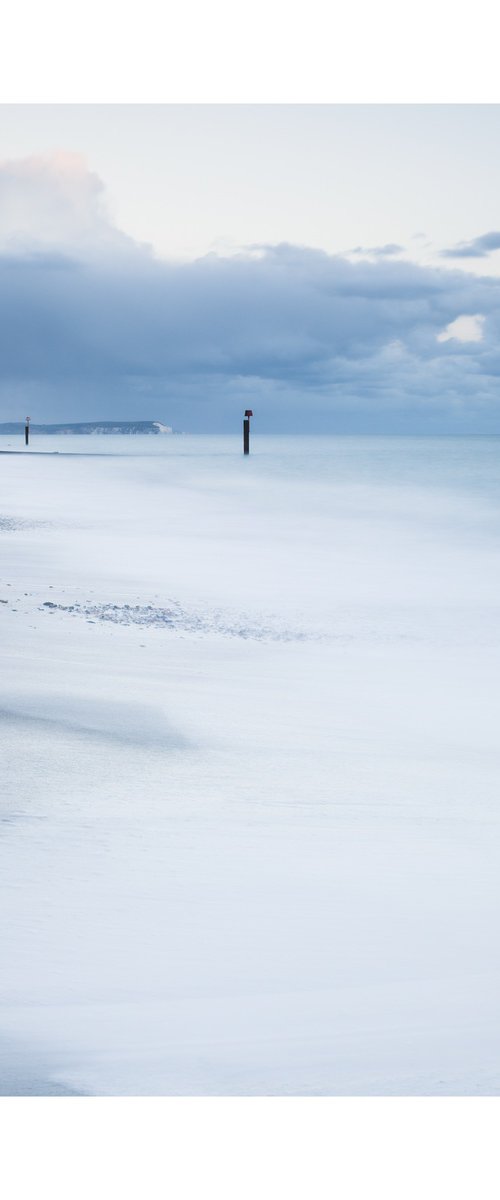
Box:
left=243, top=409, right=253, bottom=455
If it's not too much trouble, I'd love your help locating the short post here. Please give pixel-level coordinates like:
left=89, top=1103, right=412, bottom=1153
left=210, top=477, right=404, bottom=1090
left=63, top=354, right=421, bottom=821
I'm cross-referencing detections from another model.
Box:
left=243, top=409, right=253, bottom=455
left=25, top=416, right=30, bottom=446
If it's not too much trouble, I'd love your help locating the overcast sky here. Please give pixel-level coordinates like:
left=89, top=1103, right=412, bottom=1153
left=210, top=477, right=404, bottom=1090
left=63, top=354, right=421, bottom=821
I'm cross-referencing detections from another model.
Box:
left=2, top=105, right=500, bottom=431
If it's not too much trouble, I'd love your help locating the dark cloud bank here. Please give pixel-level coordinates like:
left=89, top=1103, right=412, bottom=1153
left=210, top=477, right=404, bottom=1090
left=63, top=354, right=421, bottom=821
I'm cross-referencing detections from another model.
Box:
left=2, top=155, right=500, bottom=433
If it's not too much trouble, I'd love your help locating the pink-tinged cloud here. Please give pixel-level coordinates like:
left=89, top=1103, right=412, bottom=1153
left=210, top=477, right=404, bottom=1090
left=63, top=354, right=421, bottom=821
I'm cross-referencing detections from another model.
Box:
left=0, top=151, right=145, bottom=258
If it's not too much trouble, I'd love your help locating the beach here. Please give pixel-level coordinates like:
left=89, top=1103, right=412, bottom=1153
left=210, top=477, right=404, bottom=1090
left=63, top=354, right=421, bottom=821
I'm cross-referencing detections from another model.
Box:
left=1, top=434, right=499, bottom=1095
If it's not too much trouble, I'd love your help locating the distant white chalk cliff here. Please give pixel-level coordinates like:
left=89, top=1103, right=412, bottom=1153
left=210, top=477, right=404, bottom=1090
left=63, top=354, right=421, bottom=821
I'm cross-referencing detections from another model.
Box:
left=0, top=421, right=174, bottom=435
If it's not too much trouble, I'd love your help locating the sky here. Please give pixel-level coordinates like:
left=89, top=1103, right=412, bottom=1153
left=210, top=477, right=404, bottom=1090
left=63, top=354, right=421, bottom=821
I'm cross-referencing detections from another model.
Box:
left=2, top=105, right=500, bottom=432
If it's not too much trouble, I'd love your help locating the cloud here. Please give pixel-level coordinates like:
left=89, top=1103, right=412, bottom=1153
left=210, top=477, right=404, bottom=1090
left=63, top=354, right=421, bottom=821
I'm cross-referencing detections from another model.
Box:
left=2, top=153, right=500, bottom=432
left=351, top=243, right=404, bottom=257
left=0, top=151, right=144, bottom=259
left=437, top=314, right=485, bottom=343
left=441, top=231, right=500, bottom=259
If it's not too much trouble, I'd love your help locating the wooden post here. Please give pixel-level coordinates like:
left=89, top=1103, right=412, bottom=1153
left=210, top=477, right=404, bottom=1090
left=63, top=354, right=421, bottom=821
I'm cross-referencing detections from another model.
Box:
left=25, top=416, right=30, bottom=446
left=243, top=409, right=253, bottom=455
